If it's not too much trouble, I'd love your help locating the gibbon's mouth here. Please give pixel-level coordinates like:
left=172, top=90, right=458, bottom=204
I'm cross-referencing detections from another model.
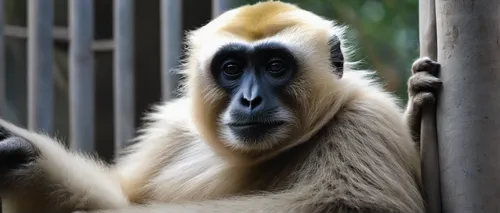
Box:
left=227, top=121, right=286, bottom=140
left=228, top=120, right=286, bottom=128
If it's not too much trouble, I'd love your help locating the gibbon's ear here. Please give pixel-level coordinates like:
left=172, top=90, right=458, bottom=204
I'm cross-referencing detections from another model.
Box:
left=328, top=35, right=344, bottom=78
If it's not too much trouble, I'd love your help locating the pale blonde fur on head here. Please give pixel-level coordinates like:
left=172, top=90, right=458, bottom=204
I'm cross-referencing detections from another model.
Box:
left=177, top=0, right=363, bottom=165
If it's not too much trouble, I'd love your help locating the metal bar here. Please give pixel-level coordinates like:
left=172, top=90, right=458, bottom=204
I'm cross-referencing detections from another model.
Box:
left=436, top=0, right=500, bottom=212
left=417, top=1, right=441, bottom=213
left=27, top=0, right=54, bottom=132
left=160, top=0, right=182, bottom=100
left=69, top=0, right=94, bottom=151
left=212, top=0, right=237, bottom=18
left=0, top=0, right=5, bottom=118
left=113, top=0, right=135, bottom=152
left=0, top=3, right=3, bottom=213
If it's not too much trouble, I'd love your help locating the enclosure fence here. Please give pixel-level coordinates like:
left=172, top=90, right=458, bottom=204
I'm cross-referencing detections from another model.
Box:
left=0, top=0, right=235, bottom=152
left=0, top=1, right=235, bottom=210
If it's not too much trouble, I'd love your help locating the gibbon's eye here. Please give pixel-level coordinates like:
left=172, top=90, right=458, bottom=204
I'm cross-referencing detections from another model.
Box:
left=222, top=61, right=243, bottom=78
left=266, top=59, right=287, bottom=76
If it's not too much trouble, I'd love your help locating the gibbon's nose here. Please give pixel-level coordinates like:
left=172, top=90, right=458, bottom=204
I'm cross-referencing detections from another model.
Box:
left=239, top=95, right=263, bottom=110
left=238, top=76, right=264, bottom=111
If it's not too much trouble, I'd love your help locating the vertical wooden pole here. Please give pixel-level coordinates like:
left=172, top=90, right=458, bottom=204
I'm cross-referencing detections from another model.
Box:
left=69, top=0, right=95, bottom=152
left=418, top=0, right=442, bottom=212
left=27, top=0, right=54, bottom=133
left=436, top=0, right=500, bottom=212
left=113, top=0, right=135, bottom=152
left=160, top=0, right=182, bottom=101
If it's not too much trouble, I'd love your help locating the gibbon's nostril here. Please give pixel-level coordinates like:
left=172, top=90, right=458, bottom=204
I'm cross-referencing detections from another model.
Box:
left=251, top=96, right=262, bottom=109
left=240, top=97, right=250, bottom=107
left=240, top=96, right=263, bottom=110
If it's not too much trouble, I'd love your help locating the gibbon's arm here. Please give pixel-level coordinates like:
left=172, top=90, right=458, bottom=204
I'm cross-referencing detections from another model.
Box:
left=404, top=57, right=442, bottom=143
left=80, top=193, right=319, bottom=213
left=0, top=119, right=129, bottom=212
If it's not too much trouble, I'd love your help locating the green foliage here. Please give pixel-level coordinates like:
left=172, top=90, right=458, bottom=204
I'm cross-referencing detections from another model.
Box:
left=240, top=0, right=420, bottom=102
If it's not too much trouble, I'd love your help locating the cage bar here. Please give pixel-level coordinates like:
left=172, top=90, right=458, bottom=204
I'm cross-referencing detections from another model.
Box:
left=160, top=0, right=182, bottom=101
left=113, top=0, right=135, bottom=152
left=69, top=0, right=95, bottom=151
left=0, top=0, right=4, bottom=117
left=0, top=1, right=4, bottom=211
left=212, top=0, right=237, bottom=18
left=27, top=0, right=54, bottom=132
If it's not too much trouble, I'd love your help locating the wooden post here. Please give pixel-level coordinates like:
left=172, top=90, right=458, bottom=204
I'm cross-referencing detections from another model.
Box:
left=436, top=0, right=500, bottom=212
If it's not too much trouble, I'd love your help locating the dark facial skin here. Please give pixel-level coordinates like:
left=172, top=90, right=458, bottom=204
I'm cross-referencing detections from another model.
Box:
left=210, top=42, right=298, bottom=142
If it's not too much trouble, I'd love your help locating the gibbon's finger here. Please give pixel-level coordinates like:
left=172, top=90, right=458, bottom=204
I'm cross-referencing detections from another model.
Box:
left=411, top=57, right=441, bottom=76
left=413, top=92, right=437, bottom=109
left=408, top=72, right=443, bottom=96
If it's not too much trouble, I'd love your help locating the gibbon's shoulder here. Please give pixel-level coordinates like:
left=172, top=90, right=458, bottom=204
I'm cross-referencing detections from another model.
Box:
left=115, top=97, right=200, bottom=167
left=335, top=69, right=415, bottom=149
left=143, top=97, right=195, bottom=130
left=337, top=69, right=420, bottom=175
left=341, top=69, right=405, bottom=116
left=129, top=97, right=199, bottom=148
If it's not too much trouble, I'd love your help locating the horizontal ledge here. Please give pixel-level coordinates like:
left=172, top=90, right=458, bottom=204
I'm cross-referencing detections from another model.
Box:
left=3, top=25, right=115, bottom=52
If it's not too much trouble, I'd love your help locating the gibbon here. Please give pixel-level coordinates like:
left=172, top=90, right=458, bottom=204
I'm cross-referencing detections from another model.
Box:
left=0, top=1, right=436, bottom=213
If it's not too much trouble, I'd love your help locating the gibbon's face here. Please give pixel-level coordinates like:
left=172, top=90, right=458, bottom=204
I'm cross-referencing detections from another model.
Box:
left=187, top=1, right=345, bottom=156
left=211, top=42, right=299, bottom=151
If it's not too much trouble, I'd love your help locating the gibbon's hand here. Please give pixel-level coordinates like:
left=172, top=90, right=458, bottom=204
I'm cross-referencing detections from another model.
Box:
left=405, top=57, right=442, bottom=143
left=0, top=119, right=130, bottom=212
left=408, top=57, right=442, bottom=102
left=0, top=136, right=39, bottom=184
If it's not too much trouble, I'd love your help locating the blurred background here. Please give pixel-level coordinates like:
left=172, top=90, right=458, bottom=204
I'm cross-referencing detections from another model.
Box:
left=2, top=0, right=420, bottom=161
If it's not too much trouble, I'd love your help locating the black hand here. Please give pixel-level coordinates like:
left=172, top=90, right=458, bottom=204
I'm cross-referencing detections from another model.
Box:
left=0, top=136, right=39, bottom=177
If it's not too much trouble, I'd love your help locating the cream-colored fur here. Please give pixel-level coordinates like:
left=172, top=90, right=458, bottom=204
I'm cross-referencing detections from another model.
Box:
left=0, top=1, right=424, bottom=213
